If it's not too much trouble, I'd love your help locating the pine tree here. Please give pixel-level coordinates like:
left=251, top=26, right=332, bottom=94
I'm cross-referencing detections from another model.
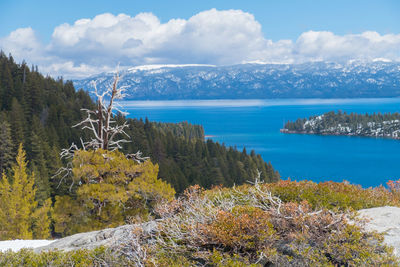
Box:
left=0, top=118, right=14, bottom=174
left=30, top=132, right=50, bottom=203
left=32, top=198, right=52, bottom=239
left=0, top=144, right=36, bottom=239
left=0, top=144, right=51, bottom=240
left=53, top=149, right=175, bottom=236
left=1, top=62, right=14, bottom=110
left=10, top=98, right=25, bottom=152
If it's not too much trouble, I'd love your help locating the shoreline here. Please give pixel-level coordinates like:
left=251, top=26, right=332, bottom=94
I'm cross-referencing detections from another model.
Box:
left=280, top=128, right=400, bottom=140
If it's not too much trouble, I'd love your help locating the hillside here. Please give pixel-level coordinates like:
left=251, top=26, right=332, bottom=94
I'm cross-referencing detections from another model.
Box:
left=282, top=111, right=400, bottom=139
left=73, top=61, right=400, bottom=100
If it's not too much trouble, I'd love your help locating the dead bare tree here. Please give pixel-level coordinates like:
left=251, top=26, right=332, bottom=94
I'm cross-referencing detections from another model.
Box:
left=74, top=72, right=130, bottom=151
left=53, top=71, right=148, bottom=189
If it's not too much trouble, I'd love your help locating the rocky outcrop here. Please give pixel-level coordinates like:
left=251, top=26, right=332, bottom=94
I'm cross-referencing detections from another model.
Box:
left=34, top=207, right=400, bottom=258
left=357, top=206, right=400, bottom=257
left=35, top=221, right=157, bottom=252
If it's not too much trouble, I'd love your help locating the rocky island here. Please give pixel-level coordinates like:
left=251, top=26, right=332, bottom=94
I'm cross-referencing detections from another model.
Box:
left=282, top=111, right=400, bottom=139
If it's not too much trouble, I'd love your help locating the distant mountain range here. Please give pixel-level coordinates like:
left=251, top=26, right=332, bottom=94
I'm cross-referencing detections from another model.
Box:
left=73, top=61, right=400, bottom=99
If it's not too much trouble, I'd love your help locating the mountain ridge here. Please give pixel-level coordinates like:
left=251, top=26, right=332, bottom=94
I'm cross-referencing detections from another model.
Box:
left=73, top=61, right=400, bottom=100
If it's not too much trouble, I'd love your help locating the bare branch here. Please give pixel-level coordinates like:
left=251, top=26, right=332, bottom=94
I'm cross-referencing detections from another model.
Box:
left=74, top=72, right=132, bottom=151
left=126, top=151, right=150, bottom=163
left=54, top=68, right=148, bottom=190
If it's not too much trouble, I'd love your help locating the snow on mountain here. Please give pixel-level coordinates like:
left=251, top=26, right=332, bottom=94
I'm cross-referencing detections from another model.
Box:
left=126, top=64, right=216, bottom=72
left=73, top=61, right=400, bottom=100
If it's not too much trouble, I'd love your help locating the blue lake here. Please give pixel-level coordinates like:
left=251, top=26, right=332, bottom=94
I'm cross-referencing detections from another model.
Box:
left=121, top=98, right=400, bottom=188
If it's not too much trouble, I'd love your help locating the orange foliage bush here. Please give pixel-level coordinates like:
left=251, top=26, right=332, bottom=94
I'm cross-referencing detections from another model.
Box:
left=200, top=206, right=276, bottom=254
left=387, top=178, right=400, bottom=194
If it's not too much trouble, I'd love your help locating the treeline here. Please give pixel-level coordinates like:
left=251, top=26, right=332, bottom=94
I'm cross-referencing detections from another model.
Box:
left=123, top=118, right=279, bottom=192
left=0, top=52, right=279, bottom=199
left=151, top=121, right=204, bottom=140
left=283, top=110, right=400, bottom=138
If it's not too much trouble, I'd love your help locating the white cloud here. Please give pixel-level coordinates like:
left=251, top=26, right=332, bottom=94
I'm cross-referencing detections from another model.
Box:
left=40, top=61, right=113, bottom=79
left=0, top=27, right=44, bottom=62
left=293, top=31, right=400, bottom=62
left=163, top=9, right=266, bottom=64
left=1, top=9, right=400, bottom=78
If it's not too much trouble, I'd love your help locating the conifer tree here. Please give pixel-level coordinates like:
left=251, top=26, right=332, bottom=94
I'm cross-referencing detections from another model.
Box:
left=10, top=98, right=25, bottom=151
left=30, top=133, right=50, bottom=203
left=0, top=118, right=14, bottom=174
left=32, top=198, right=52, bottom=239
left=53, top=149, right=175, bottom=235
left=0, top=144, right=36, bottom=239
left=1, top=62, right=14, bottom=110
left=0, top=144, right=51, bottom=240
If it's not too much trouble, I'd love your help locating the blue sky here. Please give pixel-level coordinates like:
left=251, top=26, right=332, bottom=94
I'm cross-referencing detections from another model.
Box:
left=0, top=0, right=399, bottom=78
left=1, top=0, right=399, bottom=41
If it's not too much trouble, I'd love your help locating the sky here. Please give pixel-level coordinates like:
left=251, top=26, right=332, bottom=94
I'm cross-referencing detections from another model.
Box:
left=0, top=0, right=399, bottom=78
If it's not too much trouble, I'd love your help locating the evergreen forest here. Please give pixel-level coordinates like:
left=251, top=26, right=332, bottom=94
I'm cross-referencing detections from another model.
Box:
left=283, top=110, right=400, bottom=139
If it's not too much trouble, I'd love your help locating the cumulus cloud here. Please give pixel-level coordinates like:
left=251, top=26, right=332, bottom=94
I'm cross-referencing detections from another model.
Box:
left=0, top=27, right=44, bottom=62
left=46, top=9, right=266, bottom=66
left=0, top=9, right=399, bottom=78
left=293, top=31, right=400, bottom=62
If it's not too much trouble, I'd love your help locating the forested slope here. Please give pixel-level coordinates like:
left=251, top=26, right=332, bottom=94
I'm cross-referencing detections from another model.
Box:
left=124, top=118, right=278, bottom=192
left=0, top=52, right=93, bottom=203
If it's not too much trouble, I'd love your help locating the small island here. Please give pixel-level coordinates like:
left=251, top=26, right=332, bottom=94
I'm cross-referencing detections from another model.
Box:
left=281, top=111, right=400, bottom=139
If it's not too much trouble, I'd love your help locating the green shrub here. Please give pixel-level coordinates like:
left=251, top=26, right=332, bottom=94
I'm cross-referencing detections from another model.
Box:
left=264, top=179, right=399, bottom=210
left=0, top=247, right=130, bottom=267
left=207, top=179, right=400, bottom=211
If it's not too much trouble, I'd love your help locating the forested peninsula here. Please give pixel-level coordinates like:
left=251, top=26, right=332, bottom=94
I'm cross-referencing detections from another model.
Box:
left=282, top=110, right=400, bottom=139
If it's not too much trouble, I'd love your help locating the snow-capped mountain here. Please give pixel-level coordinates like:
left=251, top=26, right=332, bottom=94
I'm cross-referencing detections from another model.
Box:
left=73, top=61, right=400, bottom=99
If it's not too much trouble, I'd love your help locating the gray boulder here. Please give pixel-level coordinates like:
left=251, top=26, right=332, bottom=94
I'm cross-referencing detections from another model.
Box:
left=35, top=221, right=157, bottom=252
left=357, top=206, right=400, bottom=257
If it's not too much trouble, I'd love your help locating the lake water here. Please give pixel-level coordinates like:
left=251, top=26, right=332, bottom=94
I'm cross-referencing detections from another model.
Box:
left=121, top=98, right=400, bottom=188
